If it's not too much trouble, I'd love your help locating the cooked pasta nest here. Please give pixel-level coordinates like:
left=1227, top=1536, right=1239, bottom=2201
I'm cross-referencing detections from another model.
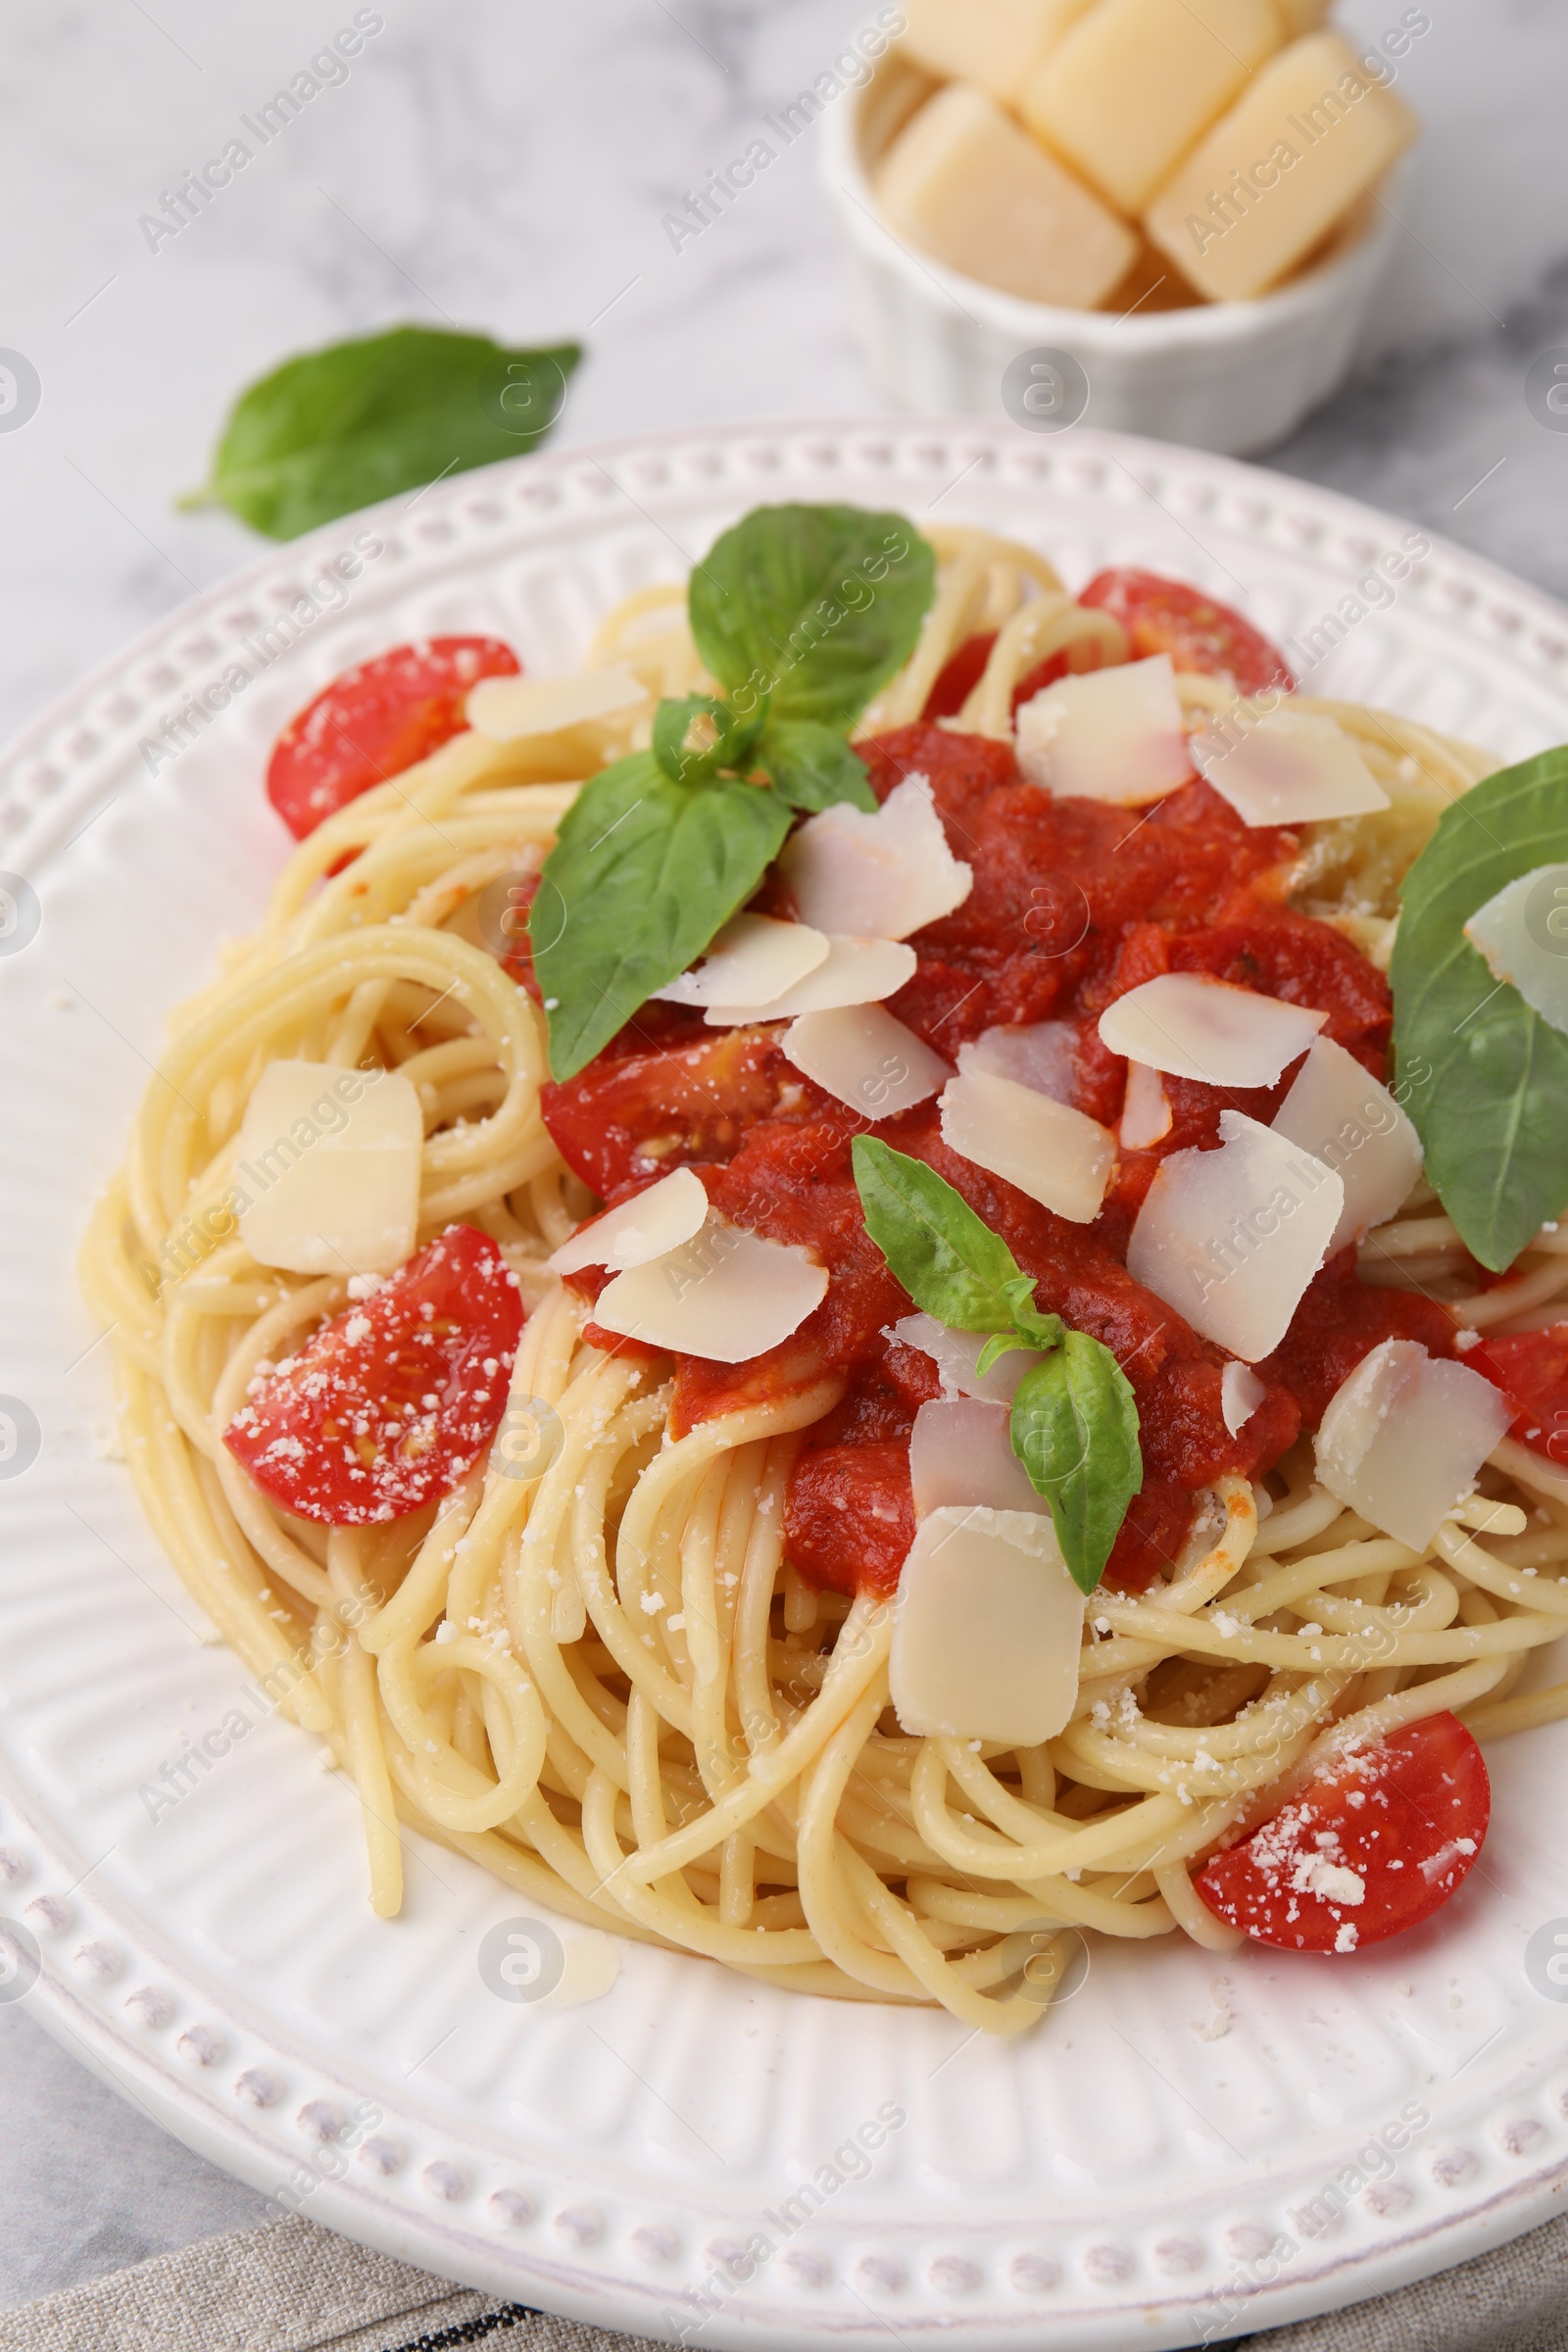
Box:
left=81, top=526, right=1568, bottom=2032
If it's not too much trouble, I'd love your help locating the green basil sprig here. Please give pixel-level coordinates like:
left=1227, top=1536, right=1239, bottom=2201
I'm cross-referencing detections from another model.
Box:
left=1391, top=747, right=1568, bottom=1271
left=536, top=505, right=937, bottom=1078
left=689, top=504, right=937, bottom=730
left=184, top=325, right=581, bottom=539
left=853, top=1139, right=1142, bottom=1594
left=535, top=756, right=794, bottom=1084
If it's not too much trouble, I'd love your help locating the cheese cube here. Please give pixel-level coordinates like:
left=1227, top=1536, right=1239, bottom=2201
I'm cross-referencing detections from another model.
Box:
left=876, top=82, right=1138, bottom=311
left=1145, top=33, right=1420, bottom=302
left=236, top=1062, right=423, bottom=1277
left=899, top=0, right=1099, bottom=103
left=1019, top=0, right=1284, bottom=217
left=1103, top=237, right=1204, bottom=317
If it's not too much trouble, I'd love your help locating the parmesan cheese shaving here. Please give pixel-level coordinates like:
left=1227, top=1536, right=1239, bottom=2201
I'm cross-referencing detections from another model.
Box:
left=940, top=1069, right=1115, bottom=1224
left=652, top=913, right=829, bottom=1009
left=1464, top=863, right=1568, bottom=1039
left=1221, top=1360, right=1267, bottom=1437
left=888, top=1314, right=1045, bottom=1405
left=702, top=935, right=916, bottom=1026
left=1192, top=708, right=1391, bottom=827
left=1015, top=655, right=1194, bottom=807
left=1120, top=1057, right=1173, bottom=1150
left=236, top=1062, right=423, bottom=1278
left=891, top=1505, right=1085, bottom=1744
left=593, top=1218, right=827, bottom=1362
left=548, top=1166, right=710, bottom=1276
left=1126, top=1109, right=1344, bottom=1361
left=1315, top=1340, right=1513, bottom=1550
left=957, top=1019, right=1076, bottom=1102
left=1099, top=974, right=1326, bottom=1089
left=1272, top=1036, right=1423, bottom=1252
left=777, top=774, right=972, bottom=940
left=909, top=1398, right=1048, bottom=1520
left=781, top=1005, right=950, bottom=1119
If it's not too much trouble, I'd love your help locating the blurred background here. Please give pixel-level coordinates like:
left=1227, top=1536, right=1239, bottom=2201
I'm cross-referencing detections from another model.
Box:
left=2, top=0, right=1568, bottom=2305
left=3, top=0, right=1568, bottom=758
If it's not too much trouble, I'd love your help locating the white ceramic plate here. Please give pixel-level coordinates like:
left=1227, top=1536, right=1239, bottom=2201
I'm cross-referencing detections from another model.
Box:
left=5, top=421, right=1568, bottom=2351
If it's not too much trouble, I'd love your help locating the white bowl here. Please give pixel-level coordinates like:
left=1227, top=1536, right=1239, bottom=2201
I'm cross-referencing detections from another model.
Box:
left=820, top=53, right=1403, bottom=456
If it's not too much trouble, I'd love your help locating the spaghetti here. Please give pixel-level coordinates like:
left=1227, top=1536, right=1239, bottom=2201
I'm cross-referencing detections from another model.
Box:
left=81, top=521, right=1568, bottom=2034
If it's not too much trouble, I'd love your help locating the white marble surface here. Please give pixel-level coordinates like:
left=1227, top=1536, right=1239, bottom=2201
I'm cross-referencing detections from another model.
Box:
left=2, top=0, right=1568, bottom=2317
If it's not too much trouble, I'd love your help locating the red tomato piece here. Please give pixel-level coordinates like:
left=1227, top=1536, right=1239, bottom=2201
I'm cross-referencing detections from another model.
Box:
left=267, top=636, right=520, bottom=840
left=224, top=1226, right=523, bottom=1525
left=541, top=1028, right=805, bottom=1200
left=920, top=633, right=1116, bottom=725
left=1008, top=643, right=1115, bottom=715
left=1078, top=569, right=1296, bottom=697
left=1469, top=1324, right=1568, bottom=1465
left=1195, top=1714, right=1490, bottom=1953
left=921, top=632, right=997, bottom=721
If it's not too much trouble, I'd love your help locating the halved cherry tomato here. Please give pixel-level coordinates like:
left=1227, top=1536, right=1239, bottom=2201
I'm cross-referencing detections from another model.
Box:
left=1469, top=1324, right=1568, bottom=1466
left=267, top=636, right=520, bottom=840
left=920, top=633, right=1112, bottom=725
left=922, top=633, right=997, bottom=721
left=1196, top=1713, right=1490, bottom=1953
left=1008, top=642, right=1112, bottom=713
left=224, top=1226, right=523, bottom=1524
left=541, top=1028, right=804, bottom=1200
left=1078, top=569, right=1296, bottom=697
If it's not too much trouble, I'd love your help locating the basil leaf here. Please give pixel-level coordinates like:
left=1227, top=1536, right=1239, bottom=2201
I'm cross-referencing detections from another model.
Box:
left=853, top=1140, right=1051, bottom=1335
left=975, top=1318, right=1065, bottom=1380
left=1391, top=747, right=1568, bottom=1270
left=759, top=720, right=877, bottom=813
left=652, top=695, right=769, bottom=787
left=999, top=1273, right=1065, bottom=1352
left=185, top=325, right=580, bottom=539
left=1010, top=1335, right=1143, bottom=1596
left=535, top=756, right=791, bottom=1080
left=689, top=505, right=936, bottom=729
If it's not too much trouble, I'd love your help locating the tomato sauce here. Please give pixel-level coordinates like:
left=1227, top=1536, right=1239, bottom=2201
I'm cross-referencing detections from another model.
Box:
left=541, top=723, right=1455, bottom=1595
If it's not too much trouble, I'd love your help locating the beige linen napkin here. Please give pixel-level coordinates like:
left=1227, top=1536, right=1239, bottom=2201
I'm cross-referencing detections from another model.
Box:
left=2, top=2208, right=1566, bottom=2352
